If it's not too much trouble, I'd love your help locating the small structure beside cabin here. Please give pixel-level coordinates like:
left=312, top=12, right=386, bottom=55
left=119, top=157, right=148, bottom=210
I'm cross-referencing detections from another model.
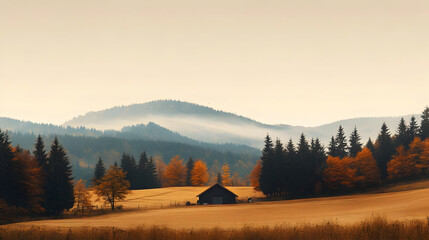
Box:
left=196, top=183, right=238, bottom=204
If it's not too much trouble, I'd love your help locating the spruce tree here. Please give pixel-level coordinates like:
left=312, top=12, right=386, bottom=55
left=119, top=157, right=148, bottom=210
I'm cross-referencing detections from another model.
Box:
left=33, top=135, right=48, bottom=168
left=408, top=116, right=419, bottom=142
left=92, top=157, right=106, bottom=186
left=273, top=139, right=284, bottom=196
left=186, top=157, right=194, bottom=186
left=120, top=153, right=138, bottom=189
left=0, top=129, right=20, bottom=207
left=284, top=139, right=297, bottom=195
left=297, top=134, right=311, bottom=194
left=374, top=123, right=395, bottom=179
left=259, top=134, right=275, bottom=197
left=394, top=118, right=409, bottom=148
left=217, top=172, right=222, bottom=184
left=137, top=152, right=149, bottom=189
left=147, top=156, right=159, bottom=188
left=366, top=138, right=375, bottom=154
left=45, top=137, right=74, bottom=214
left=348, top=126, right=362, bottom=157
left=335, top=125, right=348, bottom=158
left=421, top=106, right=429, bottom=140
left=328, top=136, right=337, bottom=157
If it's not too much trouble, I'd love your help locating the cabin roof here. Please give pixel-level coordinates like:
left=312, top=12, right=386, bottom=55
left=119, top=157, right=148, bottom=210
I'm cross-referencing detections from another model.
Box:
left=196, top=183, right=238, bottom=197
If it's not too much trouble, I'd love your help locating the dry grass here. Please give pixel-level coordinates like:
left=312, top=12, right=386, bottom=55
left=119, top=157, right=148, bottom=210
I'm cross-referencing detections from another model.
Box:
left=2, top=216, right=429, bottom=240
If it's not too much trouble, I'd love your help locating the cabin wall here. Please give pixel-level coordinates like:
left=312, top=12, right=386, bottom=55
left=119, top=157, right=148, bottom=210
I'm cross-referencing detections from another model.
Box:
left=198, top=186, right=236, bottom=204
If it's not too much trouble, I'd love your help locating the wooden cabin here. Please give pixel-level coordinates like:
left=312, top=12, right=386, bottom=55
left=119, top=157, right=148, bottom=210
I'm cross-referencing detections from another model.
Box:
left=196, top=183, right=238, bottom=204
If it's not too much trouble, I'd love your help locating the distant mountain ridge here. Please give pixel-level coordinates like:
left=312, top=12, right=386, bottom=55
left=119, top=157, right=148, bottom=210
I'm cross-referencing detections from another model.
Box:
left=62, top=100, right=422, bottom=148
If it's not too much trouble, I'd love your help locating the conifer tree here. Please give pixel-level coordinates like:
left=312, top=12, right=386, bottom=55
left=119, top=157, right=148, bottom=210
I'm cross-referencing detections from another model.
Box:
left=394, top=118, right=410, bottom=148
left=273, top=139, right=284, bottom=195
left=45, top=137, right=74, bottom=214
left=348, top=126, right=362, bottom=157
left=33, top=135, right=48, bottom=168
left=374, top=123, right=395, bottom=179
left=408, top=116, right=419, bottom=142
left=328, top=136, right=337, bottom=157
left=259, top=134, right=275, bottom=197
left=284, top=139, right=297, bottom=195
left=366, top=138, right=375, bottom=154
left=297, top=134, right=312, bottom=194
left=137, top=152, right=149, bottom=189
left=147, top=156, right=159, bottom=188
left=92, top=157, right=106, bottom=186
left=0, top=129, right=20, bottom=207
left=120, top=153, right=137, bottom=189
left=420, top=106, right=429, bottom=140
left=186, top=157, right=194, bottom=186
left=216, top=172, right=222, bottom=185
left=335, top=125, right=348, bottom=158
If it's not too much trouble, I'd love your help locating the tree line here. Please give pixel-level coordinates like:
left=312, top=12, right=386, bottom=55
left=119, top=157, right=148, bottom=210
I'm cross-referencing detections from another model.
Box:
left=253, top=107, right=429, bottom=197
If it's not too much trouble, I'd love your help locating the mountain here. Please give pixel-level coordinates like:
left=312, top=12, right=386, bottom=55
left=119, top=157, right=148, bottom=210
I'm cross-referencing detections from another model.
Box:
left=63, top=100, right=421, bottom=148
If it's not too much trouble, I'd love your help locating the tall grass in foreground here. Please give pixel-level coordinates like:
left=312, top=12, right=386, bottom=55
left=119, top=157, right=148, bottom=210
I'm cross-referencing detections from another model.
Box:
left=1, top=216, right=429, bottom=240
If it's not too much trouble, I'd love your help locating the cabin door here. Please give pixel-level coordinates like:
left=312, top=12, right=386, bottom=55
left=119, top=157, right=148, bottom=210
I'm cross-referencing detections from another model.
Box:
left=212, top=197, right=223, bottom=204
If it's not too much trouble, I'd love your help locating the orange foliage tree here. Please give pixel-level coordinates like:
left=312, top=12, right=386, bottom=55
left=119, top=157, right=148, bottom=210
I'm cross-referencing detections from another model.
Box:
left=163, top=156, right=187, bottom=186
left=191, top=160, right=209, bottom=186
left=323, top=156, right=356, bottom=191
left=221, top=163, right=232, bottom=186
left=349, top=148, right=380, bottom=188
left=250, top=160, right=262, bottom=191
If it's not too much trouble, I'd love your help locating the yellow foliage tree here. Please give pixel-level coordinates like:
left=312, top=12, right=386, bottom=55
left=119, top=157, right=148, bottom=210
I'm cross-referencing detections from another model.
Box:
left=323, top=156, right=356, bottom=191
left=163, top=156, right=187, bottom=186
left=94, top=166, right=130, bottom=210
left=349, top=148, right=380, bottom=188
left=191, top=159, right=209, bottom=186
left=74, top=179, right=92, bottom=212
left=250, top=160, right=262, bottom=191
left=221, top=163, right=232, bottom=186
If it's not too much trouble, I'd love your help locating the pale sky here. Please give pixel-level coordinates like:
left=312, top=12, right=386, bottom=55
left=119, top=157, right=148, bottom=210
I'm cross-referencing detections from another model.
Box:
left=1, top=0, right=428, bottom=127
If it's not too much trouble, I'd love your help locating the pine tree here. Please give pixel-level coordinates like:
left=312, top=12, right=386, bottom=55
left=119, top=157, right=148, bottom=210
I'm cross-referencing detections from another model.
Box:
left=120, top=153, right=138, bottom=189
left=137, top=151, right=149, bottom=189
left=374, top=123, right=395, bottom=179
left=394, top=118, right=410, bottom=148
left=45, top=137, right=74, bottom=214
left=328, top=136, right=337, bottom=157
left=284, top=139, right=297, bottom=195
left=33, top=135, right=48, bottom=168
left=216, top=172, right=222, bottom=185
left=408, top=116, right=419, bottom=142
left=348, top=126, right=362, bottom=157
left=186, top=157, right=194, bottom=186
left=297, top=134, right=311, bottom=194
left=335, top=125, right=348, bottom=158
left=310, top=138, right=327, bottom=192
left=147, top=156, right=159, bottom=188
left=421, top=106, right=429, bottom=140
left=366, top=138, right=375, bottom=154
left=273, top=139, right=284, bottom=195
left=92, top=157, right=106, bottom=186
left=259, top=134, right=275, bottom=197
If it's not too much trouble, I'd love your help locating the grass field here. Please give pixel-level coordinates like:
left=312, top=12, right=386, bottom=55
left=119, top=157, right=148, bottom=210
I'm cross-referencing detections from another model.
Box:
left=4, top=183, right=429, bottom=230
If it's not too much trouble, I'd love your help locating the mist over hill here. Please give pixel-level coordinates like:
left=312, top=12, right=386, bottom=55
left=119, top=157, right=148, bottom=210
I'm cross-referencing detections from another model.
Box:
left=63, top=100, right=421, bottom=148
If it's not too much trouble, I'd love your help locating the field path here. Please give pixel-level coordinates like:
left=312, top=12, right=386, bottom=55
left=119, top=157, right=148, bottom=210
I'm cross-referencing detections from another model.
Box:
left=7, top=186, right=429, bottom=229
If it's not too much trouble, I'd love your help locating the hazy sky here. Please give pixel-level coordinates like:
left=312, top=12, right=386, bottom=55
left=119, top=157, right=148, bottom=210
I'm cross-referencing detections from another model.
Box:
left=1, top=0, right=428, bottom=127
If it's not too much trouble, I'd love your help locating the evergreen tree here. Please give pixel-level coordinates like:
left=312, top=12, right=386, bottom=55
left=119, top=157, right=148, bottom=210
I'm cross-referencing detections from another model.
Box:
left=374, top=123, right=395, bottom=179
left=273, top=139, right=284, bottom=195
left=335, top=125, right=348, bottom=158
left=217, top=172, right=222, bottom=184
left=259, top=134, right=275, bottom=197
left=328, top=136, right=337, bottom=157
left=33, top=135, right=48, bottom=168
left=148, top=156, right=159, bottom=188
left=186, top=157, right=194, bottom=186
left=348, top=126, right=362, bottom=157
left=394, top=118, right=410, bottom=148
left=120, top=153, right=138, bottom=189
left=284, top=139, right=297, bottom=195
left=297, top=134, right=312, bottom=194
left=92, top=157, right=106, bottom=186
left=408, top=116, right=419, bottom=142
left=0, top=129, right=20, bottom=207
left=310, top=138, right=327, bottom=191
left=45, top=137, right=74, bottom=214
left=137, top=151, right=149, bottom=189
left=420, top=106, right=429, bottom=140
left=366, top=138, right=375, bottom=154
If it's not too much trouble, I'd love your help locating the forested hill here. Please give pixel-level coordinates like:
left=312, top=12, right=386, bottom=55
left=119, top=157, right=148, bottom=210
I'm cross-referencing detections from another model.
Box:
left=9, top=132, right=259, bottom=182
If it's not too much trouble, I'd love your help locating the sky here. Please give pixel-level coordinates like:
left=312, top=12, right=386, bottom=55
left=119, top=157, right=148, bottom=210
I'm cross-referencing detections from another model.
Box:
left=0, top=0, right=428, bottom=127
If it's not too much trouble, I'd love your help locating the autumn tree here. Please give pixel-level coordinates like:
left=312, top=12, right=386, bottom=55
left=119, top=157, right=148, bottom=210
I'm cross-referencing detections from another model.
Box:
left=190, top=159, right=209, bottom=186
left=92, top=157, right=106, bottom=186
left=45, top=137, right=74, bottom=214
left=323, top=156, right=356, bottom=192
left=387, top=146, right=420, bottom=180
left=349, top=127, right=362, bottom=157
left=94, top=165, right=130, bottom=210
left=155, top=157, right=167, bottom=187
left=421, top=106, right=429, bottom=140
left=186, top=157, right=194, bottom=186
left=349, top=148, right=380, bottom=188
left=250, top=160, right=262, bottom=191
left=163, top=156, right=187, bottom=186
left=74, top=179, right=92, bottom=212
left=221, top=163, right=232, bottom=186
